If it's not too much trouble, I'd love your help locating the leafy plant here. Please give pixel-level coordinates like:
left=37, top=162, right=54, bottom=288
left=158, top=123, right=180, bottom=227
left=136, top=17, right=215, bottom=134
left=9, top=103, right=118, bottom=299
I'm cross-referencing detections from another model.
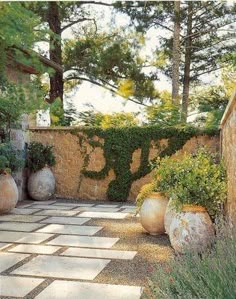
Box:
left=27, top=142, right=55, bottom=172
left=0, top=143, right=24, bottom=174
left=136, top=182, right=158, bottom=210
left=78, top=125, right=218, bottom=202
left=155, top=148, right=227, bottom=217
left=148, top=223, right=236, bottom=299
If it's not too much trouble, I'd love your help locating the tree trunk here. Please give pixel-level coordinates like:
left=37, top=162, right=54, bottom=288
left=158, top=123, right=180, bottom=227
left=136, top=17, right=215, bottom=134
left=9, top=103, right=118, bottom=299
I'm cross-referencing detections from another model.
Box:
left=181, top=2, right=193, bottom=122
left=47, top=2, right=63, bottom=103
left=171, top=0, right=181, bottom=104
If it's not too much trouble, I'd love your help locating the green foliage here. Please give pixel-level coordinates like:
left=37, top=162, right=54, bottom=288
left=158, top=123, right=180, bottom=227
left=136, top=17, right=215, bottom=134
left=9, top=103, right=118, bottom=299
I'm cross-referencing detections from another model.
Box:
left=136, top=182, right=157, bottom=210
left=155, top=148, right=227, bottom=217
left=148, top=224, right=236, bottom=299
left=0, top=80, right=46, bottom=131
left=27, top=142, right=55, bottom=172
left=0, top=2, right=45, bottom=81
left=191, top=85, right=229, bottom=129
left=64, top=30, right=157, bottom=104
left=0, top=143, right=24, bottom=173
left=145, top=90, right=181, bottom=126
left=49, top=99, right=77, bottom=126
left=73, top=126, right=218, bottom=202
left=77, top=110, right=139, bottom=128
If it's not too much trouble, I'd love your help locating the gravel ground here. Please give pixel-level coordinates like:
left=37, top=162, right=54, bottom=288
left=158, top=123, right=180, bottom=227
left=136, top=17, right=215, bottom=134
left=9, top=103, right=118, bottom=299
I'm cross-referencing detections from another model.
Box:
left=12, top=199, right=174, bottom=298
left=89, top=216, right=173, bottom=297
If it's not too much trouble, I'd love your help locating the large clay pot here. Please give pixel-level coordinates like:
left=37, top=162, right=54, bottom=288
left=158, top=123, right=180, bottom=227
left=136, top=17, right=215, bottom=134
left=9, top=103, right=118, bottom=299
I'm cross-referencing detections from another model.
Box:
left=28, top=167, right=55, bottom=201
left=140, top=192, right=169, bottom=235
left=169, top=205, right=215, bottom=253
left=0, top=173, right=18, bottom=213
left=164, top=198, right=178, bottom=235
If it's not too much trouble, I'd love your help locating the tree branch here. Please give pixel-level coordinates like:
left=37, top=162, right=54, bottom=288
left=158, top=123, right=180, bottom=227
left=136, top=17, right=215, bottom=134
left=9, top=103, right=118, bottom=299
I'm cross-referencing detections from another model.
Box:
left=66, top=75, right=148, bottom=106
left=61, top=18, right=96, bottom=32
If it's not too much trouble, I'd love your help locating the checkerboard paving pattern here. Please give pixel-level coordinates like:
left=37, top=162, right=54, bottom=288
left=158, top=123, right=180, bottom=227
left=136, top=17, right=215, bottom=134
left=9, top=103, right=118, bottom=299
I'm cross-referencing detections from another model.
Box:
left=0, top=200, right=142, bottom=298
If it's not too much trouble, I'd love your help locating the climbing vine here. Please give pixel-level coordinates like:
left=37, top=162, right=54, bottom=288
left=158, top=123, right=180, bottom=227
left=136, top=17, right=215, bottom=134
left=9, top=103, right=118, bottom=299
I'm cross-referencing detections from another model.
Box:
left=71, top=126, right=218, bottom=202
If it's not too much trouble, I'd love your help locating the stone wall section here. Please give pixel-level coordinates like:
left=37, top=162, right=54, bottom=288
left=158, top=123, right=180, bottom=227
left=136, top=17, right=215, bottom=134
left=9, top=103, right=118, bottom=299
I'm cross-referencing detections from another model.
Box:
left=30, top=128, right=219, bottom=202
left=220, top=92, right=236, bottom=226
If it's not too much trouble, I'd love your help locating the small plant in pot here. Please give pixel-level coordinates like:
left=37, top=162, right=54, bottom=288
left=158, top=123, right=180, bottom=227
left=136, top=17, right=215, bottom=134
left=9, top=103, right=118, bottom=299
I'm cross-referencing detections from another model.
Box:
left=136, top=182, right=169, bottom=236
left=156, top=148, right=227, bottom=253
left=0, top=142, right=24, bottom=213
left=27, top=142, right=56, bottom=201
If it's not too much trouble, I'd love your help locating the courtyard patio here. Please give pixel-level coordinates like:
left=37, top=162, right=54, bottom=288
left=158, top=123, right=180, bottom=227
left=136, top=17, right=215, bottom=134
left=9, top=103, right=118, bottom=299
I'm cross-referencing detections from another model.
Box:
left=0, top=199, right=172, bottom=298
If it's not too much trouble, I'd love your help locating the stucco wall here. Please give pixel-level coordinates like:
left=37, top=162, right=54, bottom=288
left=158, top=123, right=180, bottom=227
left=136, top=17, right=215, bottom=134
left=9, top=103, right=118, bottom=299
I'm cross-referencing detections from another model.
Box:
left=30, top=128, right=219, bottom=202
left=220, top=92, right=236, bottom=226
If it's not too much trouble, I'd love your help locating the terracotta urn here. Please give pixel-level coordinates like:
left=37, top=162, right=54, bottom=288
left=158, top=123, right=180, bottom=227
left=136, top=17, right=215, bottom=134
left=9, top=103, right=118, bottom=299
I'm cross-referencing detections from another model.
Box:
left=0, top=173, right=18, bottom=214
left=164, top=198, right=178, bottom=235
left=28, top=167, right=55, bottom=201
left=169, top=205, right=215, bottom=253
left=140, top=192, right=169, bottom=235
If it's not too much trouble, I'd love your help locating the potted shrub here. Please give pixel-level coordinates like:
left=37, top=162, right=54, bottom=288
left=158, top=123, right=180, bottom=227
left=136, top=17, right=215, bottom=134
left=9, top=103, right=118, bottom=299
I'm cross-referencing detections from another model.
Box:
left=27, top=142, right=56, bottom=201
left=136, top=182, right=169, bottom=235
left=156, top=148, right=227, bottom=253
left=0, top=142, right=24, bottom=213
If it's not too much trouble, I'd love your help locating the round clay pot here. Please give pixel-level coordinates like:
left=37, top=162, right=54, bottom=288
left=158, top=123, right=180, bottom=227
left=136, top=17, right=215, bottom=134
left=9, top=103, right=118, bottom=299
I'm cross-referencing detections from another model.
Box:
left=0, top=173, right=18, bottom=214
left=164, top=198, right=178, bottom=235
left=169, top=205, right=215, bottom=253
left=28, top=167, right=55, bottom=201
left=140, top=192, right=169, bottom=235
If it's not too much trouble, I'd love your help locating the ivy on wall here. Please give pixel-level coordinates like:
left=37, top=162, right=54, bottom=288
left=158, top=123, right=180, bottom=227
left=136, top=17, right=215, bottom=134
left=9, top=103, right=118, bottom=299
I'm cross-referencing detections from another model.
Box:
left=71, top=126, right=218, bottom=202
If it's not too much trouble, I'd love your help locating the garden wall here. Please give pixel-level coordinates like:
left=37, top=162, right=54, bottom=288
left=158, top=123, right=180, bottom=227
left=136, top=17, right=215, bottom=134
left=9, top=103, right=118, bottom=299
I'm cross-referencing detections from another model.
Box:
left=29, top=127, right=219, bottom=202
left=220, top=91, right=236, bottom=226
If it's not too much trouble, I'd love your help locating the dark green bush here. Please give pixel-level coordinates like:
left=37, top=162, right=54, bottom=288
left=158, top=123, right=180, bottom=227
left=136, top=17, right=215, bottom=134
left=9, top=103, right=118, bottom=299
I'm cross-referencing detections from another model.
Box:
left=0, top=142, right=24, bottom=173
left=148, top=224, right=236, bottom=299
left=27, top=142, right=55, bottom=172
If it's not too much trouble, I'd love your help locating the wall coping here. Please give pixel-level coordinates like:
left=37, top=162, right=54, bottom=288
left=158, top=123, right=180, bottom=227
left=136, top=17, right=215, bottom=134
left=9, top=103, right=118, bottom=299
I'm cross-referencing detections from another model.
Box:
left=29, top=126, right=83, bottom=131
left=220, top=90, right=236, bottom=129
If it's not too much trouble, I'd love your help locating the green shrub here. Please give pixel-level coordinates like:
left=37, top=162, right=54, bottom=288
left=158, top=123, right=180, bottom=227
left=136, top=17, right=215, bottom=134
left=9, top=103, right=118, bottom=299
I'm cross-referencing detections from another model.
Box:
left=148, top=224, right=236, bottom=299
left=0, top=142, right=24, bottom=173
left=27, top=142, right=55, bottom=172
left=136, top=182, right=158, bottom=210
left=155, top=148, right=227, bottom=217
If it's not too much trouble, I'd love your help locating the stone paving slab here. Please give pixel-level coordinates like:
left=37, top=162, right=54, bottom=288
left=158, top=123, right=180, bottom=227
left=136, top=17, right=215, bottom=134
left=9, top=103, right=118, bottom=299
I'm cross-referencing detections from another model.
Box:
left=120, top=205, right=135, bottom=208
left=12, top=255, right=111, bottom=280
left=0, top=231, right=53, bottom=244
left=30, top=205, right=74, bottom=210
left=17, top=203, right=35, bottom=208
left=9, top=244, right=61, bottom=255
left=36, top=224, right=102, bottom=236
left=0, top=214, right=47, bottom=223
left=61, top=248, right=137, bottom=260
left=0, top=252, right=29, bottom=272
left=47, top=235, right=119, bottom=248
left=78, top=211, right=129, bottom=219
left=121, top=208, right=136, bottom=213
left=52, top=203, right=95, bottom=207
left=0, top=243, right=11, bottom=250
left=29, top=200, right=57, bottom=205
left=95, top=204, right=119, bottom=208
left=0, top=275, right=44, bottom=297
left=35, top=281, right=142, bottom=299
left=40, top=216, right=90, bottom=225
left=10, top=208, right=41, bottom=215
left=75, top=207, right=121, bottom=213
left=35, top=209, right=79, bottom=217
left=0, top=222, right=45, bottom=232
